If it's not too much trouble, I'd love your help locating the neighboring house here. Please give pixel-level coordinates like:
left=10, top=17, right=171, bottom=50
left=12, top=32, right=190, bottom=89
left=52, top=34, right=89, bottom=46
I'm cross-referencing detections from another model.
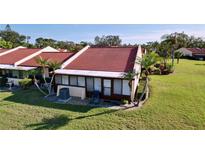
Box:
left=177, top=48, right=205, bottom=60
left=19, top=52, right=75, bottom=77
left=54, top=45, right=142, bottom=102
left=0, top=46, right=75, bottom=85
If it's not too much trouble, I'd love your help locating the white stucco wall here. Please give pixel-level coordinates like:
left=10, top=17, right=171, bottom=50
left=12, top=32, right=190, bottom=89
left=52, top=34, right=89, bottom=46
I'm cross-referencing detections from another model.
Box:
left=7, top=78, right=22, bottom=86
left=57, top=85, right=86, bottom=100
left=131, top=45, right=142, bottom=101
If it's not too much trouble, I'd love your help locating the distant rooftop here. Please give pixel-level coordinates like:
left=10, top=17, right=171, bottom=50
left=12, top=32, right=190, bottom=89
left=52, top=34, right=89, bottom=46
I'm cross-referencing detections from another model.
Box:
left=0, top=48, right=41, bottom=65
left=187, top=48, right=205, bottom=55
left=20, top=52, right=75, bottom=67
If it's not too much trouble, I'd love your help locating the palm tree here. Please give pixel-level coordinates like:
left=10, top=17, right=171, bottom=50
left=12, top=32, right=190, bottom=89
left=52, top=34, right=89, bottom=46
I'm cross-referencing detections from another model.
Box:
left=35, top=57, right=62, bottom=97
left=134, top=52, right=159, bottom=106
left=26, top=69, right=47, bottom=96
left=137, top=52, right=159, bottom=77
left=46, top=61, right=62, bottom=96
left=123, top=71, right=138, bottom=104
left=175, top=51, right=183, bottom=64
left=35, top=56, right=49, bottom=90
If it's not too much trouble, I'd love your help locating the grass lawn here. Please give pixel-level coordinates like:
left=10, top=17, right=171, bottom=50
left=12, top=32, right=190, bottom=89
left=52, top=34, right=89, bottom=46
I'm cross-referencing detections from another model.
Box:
left=0, top=59, right=205, bottom=130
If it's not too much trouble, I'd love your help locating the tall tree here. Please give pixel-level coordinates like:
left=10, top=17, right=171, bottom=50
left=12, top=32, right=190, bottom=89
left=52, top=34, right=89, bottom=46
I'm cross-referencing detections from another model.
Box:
left=0, top=25, right=27, bottom=47
left=94, top=35, right=122, bottom=47
left=0, top=39, right=12, bottom=48
left=35, top=37, right=57, bottom=48
left=5, top=24, right=12, bottom=31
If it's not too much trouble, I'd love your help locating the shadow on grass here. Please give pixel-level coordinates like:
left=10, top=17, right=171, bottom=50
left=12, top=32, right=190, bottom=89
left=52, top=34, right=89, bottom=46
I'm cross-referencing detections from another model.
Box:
left=3, top=89, right=93, bottom=113
left=26, top=109, right=119, bottom=130
left=195, top=63, right=205, bottom=66
left=26, top=115, right=70, bottom=130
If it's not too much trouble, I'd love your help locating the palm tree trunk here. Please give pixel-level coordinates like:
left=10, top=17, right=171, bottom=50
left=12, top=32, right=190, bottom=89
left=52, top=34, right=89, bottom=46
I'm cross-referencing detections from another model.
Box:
left=45, top=74, right=55, bottom=97
left=33, top=76, right=47, bottom=96
left=137, top=77, right=149, bottom=106
left=42, top=67, right=49, bottom=92
left=128, top=80, right=132, bottom=104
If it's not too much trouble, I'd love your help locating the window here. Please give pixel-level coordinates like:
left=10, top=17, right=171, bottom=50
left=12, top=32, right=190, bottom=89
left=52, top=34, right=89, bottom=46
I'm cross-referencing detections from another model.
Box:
left=12, top=70, right=19, bottom=78
left=122, top=80, right=130, bottom=95
left=103, top=79, right=111, bottom=96
left=55, top=75, right=62, bottom=84
left=78, top=77, right=85, bottom=87
left=70, top=76, right=77, bottom=86
left=86, top=77, right=94, bottom=92
left=62, top=75, right=69, bottom=85
left=19, top=71, right=24, bottom=79
left=2, top=70, right=6, bottom=75
left=94, top=78, right=101, bottom=92
left=113, top=79, right=122, bottom=95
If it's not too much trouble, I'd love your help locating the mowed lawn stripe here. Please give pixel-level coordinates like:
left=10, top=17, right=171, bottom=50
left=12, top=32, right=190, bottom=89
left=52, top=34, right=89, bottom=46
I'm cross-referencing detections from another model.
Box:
left=0, top=59, right=205, bottom=129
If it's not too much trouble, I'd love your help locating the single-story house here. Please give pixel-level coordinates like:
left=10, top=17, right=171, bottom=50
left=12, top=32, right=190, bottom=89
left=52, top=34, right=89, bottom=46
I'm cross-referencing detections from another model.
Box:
left=54, top=45, right=142, bottom=102
left=176, top=48, right=205, bottom=60
left=0, top=46, right=75, bottom=85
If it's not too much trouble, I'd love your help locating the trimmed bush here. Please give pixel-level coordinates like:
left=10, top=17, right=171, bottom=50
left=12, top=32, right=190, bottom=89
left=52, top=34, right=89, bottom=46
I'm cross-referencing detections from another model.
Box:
left=166, top=63, right=175, bottom=73
left=19, top=78, right=32, bottom=89
left=121, top=99, right=129, bottom=105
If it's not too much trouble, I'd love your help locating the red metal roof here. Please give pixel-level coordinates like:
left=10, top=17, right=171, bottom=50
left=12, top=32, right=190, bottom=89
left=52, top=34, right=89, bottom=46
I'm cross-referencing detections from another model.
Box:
left=65, top=47, right=138, bottom=72
left=0, top=48, right=41, bottom=65
left=0, top=49, right=9, bottom=54
left=20, top=52, right=75, bottom=67
left=187, top=48, right=205, bottom=55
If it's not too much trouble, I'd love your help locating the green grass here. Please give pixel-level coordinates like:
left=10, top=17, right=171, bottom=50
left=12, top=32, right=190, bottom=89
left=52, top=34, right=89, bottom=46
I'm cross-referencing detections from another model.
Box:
left=0, top=59, right=205, bottom=130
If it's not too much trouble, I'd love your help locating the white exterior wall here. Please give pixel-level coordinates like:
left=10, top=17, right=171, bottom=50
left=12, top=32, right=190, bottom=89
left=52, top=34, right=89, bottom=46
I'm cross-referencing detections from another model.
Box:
left=57, top=85, right=86, bottom=100
left=7, top=78, right=22, bottom=86
left=131, top=45, right=142, bottom=101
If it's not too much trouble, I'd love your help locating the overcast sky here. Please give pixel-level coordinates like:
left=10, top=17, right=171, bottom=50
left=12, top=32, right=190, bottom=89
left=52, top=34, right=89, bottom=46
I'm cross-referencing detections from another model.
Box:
left=1, top=24, right=205, bottom=44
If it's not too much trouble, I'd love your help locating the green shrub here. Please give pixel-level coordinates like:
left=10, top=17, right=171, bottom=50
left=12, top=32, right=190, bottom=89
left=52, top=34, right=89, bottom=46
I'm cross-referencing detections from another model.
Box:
left=121, top=99, right=129, bottom=105
left=0, top=76, right=8, bottom=87
left=166, top=63, right=175, bottom=73
left=19, top=78, right=32, bottom=89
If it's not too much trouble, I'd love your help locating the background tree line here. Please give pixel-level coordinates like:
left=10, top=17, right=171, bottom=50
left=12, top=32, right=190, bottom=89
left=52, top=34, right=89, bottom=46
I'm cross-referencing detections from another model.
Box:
left=1, top=25, right=205, bottom=53
left=0, top=25, right=128, bottom=51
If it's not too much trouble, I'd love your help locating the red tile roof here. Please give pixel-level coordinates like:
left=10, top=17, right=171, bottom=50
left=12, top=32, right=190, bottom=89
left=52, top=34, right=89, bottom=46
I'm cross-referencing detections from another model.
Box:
left=20, top=52, right=75, bottom=67
left=0, top=48, right=41, bottom=65
left=65, top=47, right=138, bottom=72
left=187, top=48, right=205, bottom=55
left=0, top=49, right=9, bottom=54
